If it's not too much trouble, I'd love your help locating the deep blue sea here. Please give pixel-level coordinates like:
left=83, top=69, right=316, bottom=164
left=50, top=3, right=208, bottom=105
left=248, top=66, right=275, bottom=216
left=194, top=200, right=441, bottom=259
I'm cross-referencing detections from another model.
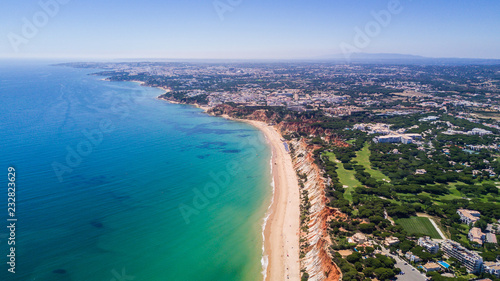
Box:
left=0, top=60, right=272, bottom=281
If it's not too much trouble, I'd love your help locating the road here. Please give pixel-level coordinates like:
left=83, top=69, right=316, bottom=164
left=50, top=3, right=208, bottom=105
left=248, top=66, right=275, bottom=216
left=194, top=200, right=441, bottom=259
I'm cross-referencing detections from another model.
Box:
left=381, top=247, right=427, bottom=281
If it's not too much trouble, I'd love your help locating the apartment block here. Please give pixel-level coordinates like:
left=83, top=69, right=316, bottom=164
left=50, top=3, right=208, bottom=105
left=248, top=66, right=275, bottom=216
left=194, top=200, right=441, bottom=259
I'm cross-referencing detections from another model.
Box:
left=441, top=240, right=483, bottom=273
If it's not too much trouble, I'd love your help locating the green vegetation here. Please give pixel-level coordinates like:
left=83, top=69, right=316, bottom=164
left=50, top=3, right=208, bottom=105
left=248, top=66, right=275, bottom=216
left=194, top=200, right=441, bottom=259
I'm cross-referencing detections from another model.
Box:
left=323, top=152, right=361, bottom=202
left=84, top=61, right=500, bottom=281
left=354, top=142, right=390, bottom=182
left=396, top=217, right=441, bottom=239
left=160, top=91, right=209, bottom=105
left=434, top=182, right=463, bottom=201
left=315, top=112, right=500, bottom=280
left=333, top=252, right=399, bottom=281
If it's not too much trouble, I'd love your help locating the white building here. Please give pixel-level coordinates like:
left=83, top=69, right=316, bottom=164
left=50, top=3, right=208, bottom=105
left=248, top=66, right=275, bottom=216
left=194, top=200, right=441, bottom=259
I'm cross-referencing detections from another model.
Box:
left=441, top=239, right=483, bottom=273
left=373, top=135, right=403, bottom=144
left=457, top=209, right=481, bottom=225
left=468, top=128, right=493, bottom=136
left=405, top=251, right=421, bottom=263
left=385, top=236, right=400, bottom=246
left=483, top=261, right=500, bottom=278
left=422, top=262, right=441, bottom=272
left=418, top=236, right=439, bottom=254
left=348, top=232, right=367, bottom=244
left=419, top=116, right=439, bottom=122
left=468, top=227, right=485, bottom=245
left=373, top=133, right=422, bottom=144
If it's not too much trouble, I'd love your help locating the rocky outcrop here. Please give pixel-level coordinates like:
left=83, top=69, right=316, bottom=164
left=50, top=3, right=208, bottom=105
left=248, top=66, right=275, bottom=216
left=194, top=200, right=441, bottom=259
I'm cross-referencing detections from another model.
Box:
left=289, top=139, right=341, bottom=281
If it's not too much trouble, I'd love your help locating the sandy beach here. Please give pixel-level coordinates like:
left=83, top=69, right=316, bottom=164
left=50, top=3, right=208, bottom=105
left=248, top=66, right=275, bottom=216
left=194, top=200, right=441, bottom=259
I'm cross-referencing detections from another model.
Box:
left=239, top=120, right=301, bottom=281
left=154, top=97, right=301, bottom=280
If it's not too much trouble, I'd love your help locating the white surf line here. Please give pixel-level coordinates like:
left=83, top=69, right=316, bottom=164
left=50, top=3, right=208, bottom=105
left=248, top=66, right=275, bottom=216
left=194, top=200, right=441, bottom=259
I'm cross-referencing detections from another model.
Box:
left=261, top=155, right=275, bottom=281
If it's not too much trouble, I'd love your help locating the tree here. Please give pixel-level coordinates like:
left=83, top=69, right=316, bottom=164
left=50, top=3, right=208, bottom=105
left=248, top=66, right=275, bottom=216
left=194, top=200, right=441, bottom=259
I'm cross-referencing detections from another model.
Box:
left=346, top=252, right=362, bottom=264
left=481, top=251, right=498, bottom=262
left=364, top=257, right=382, bottom=268
left=475, top=218, right=489, bottom=231
left=359, top=223, right=376, bottom=234
left=363, top=267, right=374, bottom=278
left=365, top=246, right=375, bottom=255
left=399, top=240, right=415, bottom=253
left=374, top=268, right=395, bottom=281
left=355, top=261, right=364, bottom=271
left=369, top=215, right=384, bottom=225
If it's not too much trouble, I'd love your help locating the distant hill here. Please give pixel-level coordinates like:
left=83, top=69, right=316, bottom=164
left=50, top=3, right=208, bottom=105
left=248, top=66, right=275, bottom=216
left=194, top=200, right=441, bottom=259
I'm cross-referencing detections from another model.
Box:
left=316, top=52, right=500, bottom=65
left=350, top=53, right=426, bottom=60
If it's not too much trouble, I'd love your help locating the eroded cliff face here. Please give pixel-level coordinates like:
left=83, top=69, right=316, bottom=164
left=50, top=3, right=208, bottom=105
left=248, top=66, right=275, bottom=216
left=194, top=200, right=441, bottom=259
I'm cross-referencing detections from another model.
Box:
left=278, top=122, right=349, bottom=148
left=209, top=104, right=343, bottom=280
left=209, top=105, right=347, bottom=147
left=289, top=139, right=341, bottom=281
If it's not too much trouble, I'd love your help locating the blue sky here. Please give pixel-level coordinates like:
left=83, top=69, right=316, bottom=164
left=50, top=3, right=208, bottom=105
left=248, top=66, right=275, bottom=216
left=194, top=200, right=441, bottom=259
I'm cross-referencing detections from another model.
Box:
left=0, top=0, right=499, bottom=59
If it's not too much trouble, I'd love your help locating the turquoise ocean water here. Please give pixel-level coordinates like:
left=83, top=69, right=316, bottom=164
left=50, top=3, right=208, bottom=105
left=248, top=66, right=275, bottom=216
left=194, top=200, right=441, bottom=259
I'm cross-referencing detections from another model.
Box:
left=0, top=61, right=271, bottom=281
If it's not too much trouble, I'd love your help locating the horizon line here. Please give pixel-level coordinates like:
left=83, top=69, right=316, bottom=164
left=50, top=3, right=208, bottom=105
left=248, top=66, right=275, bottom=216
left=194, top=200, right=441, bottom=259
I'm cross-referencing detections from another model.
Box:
left=1, top=53, right=500, bottom=62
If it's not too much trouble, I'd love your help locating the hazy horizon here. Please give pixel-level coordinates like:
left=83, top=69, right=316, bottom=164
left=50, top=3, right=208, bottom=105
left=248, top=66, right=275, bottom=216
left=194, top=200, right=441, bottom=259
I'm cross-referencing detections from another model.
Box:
left=1, top=0, right=500, bottom=60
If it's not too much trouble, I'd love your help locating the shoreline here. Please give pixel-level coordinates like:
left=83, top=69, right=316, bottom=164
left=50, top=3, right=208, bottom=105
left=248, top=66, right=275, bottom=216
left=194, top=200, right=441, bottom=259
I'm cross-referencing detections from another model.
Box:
left=156, top=96, right=211, bottom=112
left=117, top=80, right=211, bottom=113
left=156, top=96, right=302, bottom=280
left=230, top=118, right=300, bottom=281
left=101, top=77, right=302, bottom=280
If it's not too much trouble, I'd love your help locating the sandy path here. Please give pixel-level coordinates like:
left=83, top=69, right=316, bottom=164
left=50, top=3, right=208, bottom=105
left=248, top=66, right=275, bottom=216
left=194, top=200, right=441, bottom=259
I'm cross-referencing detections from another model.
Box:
left=240, top=120, right=301, bottom=281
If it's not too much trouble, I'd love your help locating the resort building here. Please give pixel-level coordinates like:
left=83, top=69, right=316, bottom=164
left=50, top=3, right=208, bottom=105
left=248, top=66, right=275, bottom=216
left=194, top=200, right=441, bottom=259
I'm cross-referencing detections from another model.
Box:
left=348, top=233, right=367, bottom=244
left=486, top=223, right=498, bottom=234
left=422, top=262, right=441, bottom=272
left=441, top=239, right=483, bottom=273
left=486, top=233, right=497, bottom=244
left=457, top=209, right=481, bottom=225
left=384, top=236, right=400, bottom=247
left=468, top=227, right=486, bottom=245
left=415, top=169, right=427, bottom=175
left=419, top=116, right=439, bottom=122
left=405, top=251, right=421, bottom=263
left=485, top=224, right=498, bottom=244
left=406, top=133, right=423, bottom=140
left=373, top=133, right=422, bottom=144
left=373, top=135, right=403, bottom=143
left=483, top=261, right=500, bottom=278
left=418, top=236, right=440, bottom=254
left=353, top=124, right=366, bottom=131
left=468, top=128, right=493, bottom=136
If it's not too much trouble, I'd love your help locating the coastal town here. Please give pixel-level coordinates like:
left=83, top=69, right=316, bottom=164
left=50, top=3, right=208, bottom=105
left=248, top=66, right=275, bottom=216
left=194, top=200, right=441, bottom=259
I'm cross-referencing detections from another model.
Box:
left=64, top=61, right=500, bottom=115
left=63, top=61, right=500, bottom=281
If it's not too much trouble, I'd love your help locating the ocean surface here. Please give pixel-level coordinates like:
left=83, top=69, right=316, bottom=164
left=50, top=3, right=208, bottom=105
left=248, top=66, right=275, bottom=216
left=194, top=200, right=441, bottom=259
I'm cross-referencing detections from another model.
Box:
left=0, top=60, right=272, bottom=281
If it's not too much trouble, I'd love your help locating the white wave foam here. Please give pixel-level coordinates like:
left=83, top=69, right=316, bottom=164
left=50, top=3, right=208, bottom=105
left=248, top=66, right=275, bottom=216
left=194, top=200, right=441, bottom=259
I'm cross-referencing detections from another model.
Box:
left=261, top=153, right=275, bottom=281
